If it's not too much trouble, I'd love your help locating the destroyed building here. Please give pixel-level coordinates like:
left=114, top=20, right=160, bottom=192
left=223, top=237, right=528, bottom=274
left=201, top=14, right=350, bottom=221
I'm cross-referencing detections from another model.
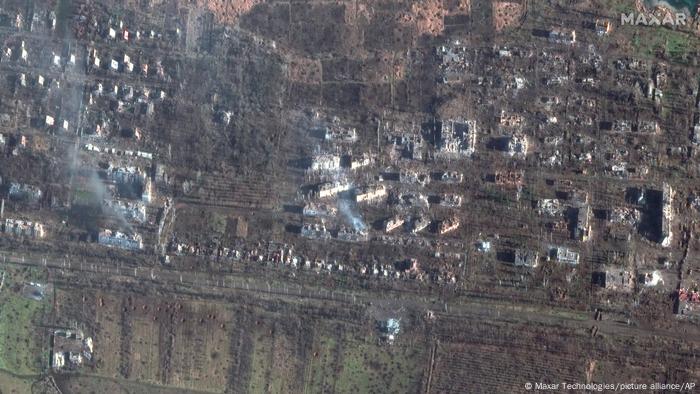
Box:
left=551, top=246, right=579, bottom=265
left=98, top=229, right=143, bottom=250
left=573, top=205, right=591, bottom=241
left=437, top=119, right=477, bottom=158
left=378, top=318, right=401, bottom=343
left=102, top=199, right=147, bottom=223
left=102, top=165, right=149, bottom=200
left=436, top=40, right=469, bottom=83
left=301, top=222, right=331, bottom=240
left=439, top=194, right=463, bottom=208
left=384, top=215, right=405, bottom=233
left=506, top=133, right=529, bottom=157
left=592, top=268, right=633, bottom=292
left=51, top=329, right=93, bottom=371
left=310, top=154, right=341, bottom=172
left=8, top=182, right=42, bottom=202
left=348, top=153, right=372, bottom=170
left=411, top=215, right=431, bottom=234
left=355, top=184, right=387, bottom=204
left=4, top=218, right=45, bottom=238
left=547, top=28, right=576, bottom=45
left=515, top=249, right=539, bottom=268
left=661, top=183, right=674, bottom=247
left=389, top=133, right=424, bottom=161
left=316, top=181, right=352, bottom=199
left=337, top=226, right=369, bottom=242
left=323, top=123, right=357, bottom=143
left=399, top=171, right=430, bottom=186
left=302, top=202, right=337, bottom=217
left=537, top=199, right=564, bottom=216
left=439, top=171, right=463, bottom=184
left=438, top=217, right=460, bottom=235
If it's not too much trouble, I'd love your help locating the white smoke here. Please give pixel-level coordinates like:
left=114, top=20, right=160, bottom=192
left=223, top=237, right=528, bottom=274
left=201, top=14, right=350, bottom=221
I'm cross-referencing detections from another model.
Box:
left=87, top=168, right=134, bottom=234
left=644, top=270, right=664, bottom=286
left=321, top=145, right=367, bottom=232
left=338, top=198, right=366, bottom=232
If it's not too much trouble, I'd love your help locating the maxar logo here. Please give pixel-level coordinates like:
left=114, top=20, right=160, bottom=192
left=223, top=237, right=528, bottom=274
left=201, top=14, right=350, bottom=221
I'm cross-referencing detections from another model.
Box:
left=621, top=12, right=687, bottom=26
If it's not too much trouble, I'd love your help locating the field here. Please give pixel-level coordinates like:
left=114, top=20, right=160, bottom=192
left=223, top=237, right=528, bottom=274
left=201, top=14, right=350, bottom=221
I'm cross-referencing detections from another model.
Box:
left=334, top=338, right=427, bottom=393
left=47, top=277, right=434, bottom=394
left=53, top=289, right=236, bottom=393
left=630, top=26, right=697, bottom=61
left=249, top=317, right=427, bottom=394
left=0, top=369, right=34, bottom=394
left=0, top=266, right=49, bottom=376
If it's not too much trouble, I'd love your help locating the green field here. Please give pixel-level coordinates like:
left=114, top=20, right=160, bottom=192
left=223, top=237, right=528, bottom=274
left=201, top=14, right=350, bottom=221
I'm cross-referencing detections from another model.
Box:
left=304, top=334, right=339, bottom=393
left=631, top=26, right=697, bottom=61
left=248, top=319, right=428, bottom=394
left=335, top=339, right=426, bottom=394
left=0, top=266, right=49, bottom=375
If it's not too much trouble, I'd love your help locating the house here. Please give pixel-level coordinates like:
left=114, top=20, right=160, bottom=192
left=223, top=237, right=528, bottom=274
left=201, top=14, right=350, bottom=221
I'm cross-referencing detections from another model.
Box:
left=98, top=229, right=143, bottom=250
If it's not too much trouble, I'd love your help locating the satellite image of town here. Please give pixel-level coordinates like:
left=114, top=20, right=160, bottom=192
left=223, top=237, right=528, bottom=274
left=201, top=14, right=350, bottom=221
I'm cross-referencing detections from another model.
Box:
left=1, top=0, right=700, bottom=393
